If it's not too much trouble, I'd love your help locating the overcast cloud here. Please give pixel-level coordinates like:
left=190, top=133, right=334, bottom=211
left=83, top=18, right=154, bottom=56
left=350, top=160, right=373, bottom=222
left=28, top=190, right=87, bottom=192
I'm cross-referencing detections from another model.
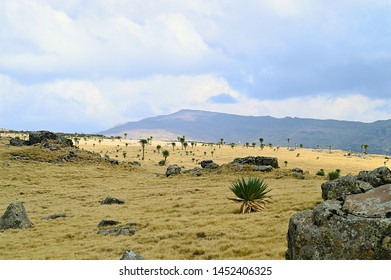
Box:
left=1, top=0, right=391, bottom=132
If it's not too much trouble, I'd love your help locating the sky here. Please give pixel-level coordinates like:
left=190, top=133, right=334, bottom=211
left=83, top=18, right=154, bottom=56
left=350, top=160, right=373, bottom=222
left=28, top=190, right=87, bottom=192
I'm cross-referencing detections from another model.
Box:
left=1, top=0, right=391, bottom=133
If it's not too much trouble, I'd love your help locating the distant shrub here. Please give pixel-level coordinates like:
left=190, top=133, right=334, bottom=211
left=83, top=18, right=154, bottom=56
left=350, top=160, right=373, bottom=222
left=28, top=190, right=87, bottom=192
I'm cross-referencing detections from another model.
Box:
left=327, top=169, right=341, bottom=180
left=158, top=160, right=166, bottom=166
left=316, top=169, right=325, bottom=176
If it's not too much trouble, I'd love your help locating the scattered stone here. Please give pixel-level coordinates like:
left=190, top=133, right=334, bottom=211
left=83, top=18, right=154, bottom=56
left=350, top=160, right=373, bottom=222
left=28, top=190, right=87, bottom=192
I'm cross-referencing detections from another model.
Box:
left=128, top=161, right=141, bottom=166
left=229, top=156, right=279, bottom=168
left=200, top=160, right=219, bottom=169
left=292, top=172, right=305, bottom=180
left=42, top=213, right=66, bottom=220
left=98, top=219, right=120, bottom=228
left=251, top=165, right=273, bottom=172
left=97, top=222, right=140, bottom=236
left=9, top=138, right=29, bottom=146
left=107, top=159, right=119, bottom=165
left=182, top=167, right=202, bottom=177
left=0, top=201, right=32, bottom=230
left=166, top=165, right=181, bottom=177
left=291, top=168, right=304, bottom=174
left=120, top=250, right=144, bottom=260
left=100, top=196, right=125, bottom=205
left=62, top=151, right=78, bottom=162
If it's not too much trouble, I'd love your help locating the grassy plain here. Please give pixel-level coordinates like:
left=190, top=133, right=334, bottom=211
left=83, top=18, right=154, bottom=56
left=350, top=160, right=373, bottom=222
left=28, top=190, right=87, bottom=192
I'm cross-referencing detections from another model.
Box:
left=0, top=135, right=387, bottom=260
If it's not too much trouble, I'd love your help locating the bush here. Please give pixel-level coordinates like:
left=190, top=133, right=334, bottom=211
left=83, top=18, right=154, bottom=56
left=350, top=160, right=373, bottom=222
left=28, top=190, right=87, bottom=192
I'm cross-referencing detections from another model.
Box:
left=228, top=177, right=271, bottom=214
left=327, top=169, right=341, bottom=180
left=316, top=169, right=325, bottom=176
left=158, top=160, right=166, bottom=166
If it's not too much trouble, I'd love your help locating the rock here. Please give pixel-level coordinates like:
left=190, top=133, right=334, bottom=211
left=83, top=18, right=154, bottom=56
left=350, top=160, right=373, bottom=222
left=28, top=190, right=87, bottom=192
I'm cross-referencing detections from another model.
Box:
left=286, top=200, right=391, bottom=260
left=321, top=174, right=373, bottom=201
left=200, top=160, right=219, bottom=169
left=357, top=166, right=391, bottom=187
left=229, top=156, right=279, bottom=168
left=342, top=184, right=391, bottom=218
left=42, top=213, right=66, bottom=220
left=286, top=166, right=391, bottom=260
left=9, top=138, right=29, bottom=146
left=128, top=161, right=141, bottom=166
left=166, top=165, right=181, bottom=177
left=108, top=159, right=119, bottom=165
left=100, top=196, right=125, bottom=205
left=292, top=168, right=304, bottom=174
left=29, top=131, right=73, bottom=147
left=98, top=219, right=120, bottom=227
left=120, top=250, right=144, bottom=260
left=183, top=167, right=202, bottom=177
left=0, top=201, right=32, bottom=230
left=251, top=165, right=273, bottom=172
left=97, top=222, right=140, bottom=236
left=292, top=172, right=305, bottom=180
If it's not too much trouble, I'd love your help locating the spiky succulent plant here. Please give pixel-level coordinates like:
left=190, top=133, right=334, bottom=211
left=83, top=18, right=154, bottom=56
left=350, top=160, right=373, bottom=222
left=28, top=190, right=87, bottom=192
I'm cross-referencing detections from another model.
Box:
left=228, top=177, right=271, bottom=214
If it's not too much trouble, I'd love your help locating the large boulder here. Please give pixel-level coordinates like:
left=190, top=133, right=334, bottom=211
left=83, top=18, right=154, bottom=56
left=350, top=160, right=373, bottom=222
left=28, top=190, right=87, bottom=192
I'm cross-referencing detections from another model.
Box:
left=321, top=174, right=373, bottom=201
left=286, top=201, right=391, bottom=260
left=357, top=166, right=391, bottom=187
left=0, top=201, right=32, bottom=230
left=229, top=156, right=279, bottom=168
left=29, top=131, right=73, bottom=147
left=286, top=166, right=391, bottom=260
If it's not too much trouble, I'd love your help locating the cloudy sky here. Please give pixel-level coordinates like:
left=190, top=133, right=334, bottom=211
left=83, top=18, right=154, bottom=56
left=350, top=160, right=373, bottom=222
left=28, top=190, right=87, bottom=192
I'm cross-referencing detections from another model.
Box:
left=1, top=0, right=391, bottom=133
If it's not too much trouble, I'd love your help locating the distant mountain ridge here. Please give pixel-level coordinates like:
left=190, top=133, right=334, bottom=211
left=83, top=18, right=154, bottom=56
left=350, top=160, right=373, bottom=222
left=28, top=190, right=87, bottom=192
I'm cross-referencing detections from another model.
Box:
left=101, top=109, right=391, bottom=155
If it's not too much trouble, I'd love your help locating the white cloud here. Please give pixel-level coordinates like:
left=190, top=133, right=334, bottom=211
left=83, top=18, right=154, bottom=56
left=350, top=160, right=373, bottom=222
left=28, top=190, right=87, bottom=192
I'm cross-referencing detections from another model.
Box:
left=2, top=72, right=390, bottom=133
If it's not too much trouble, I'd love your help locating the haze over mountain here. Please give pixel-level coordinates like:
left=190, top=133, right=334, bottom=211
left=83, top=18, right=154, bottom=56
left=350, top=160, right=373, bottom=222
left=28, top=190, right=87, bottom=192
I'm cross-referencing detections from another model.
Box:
left=101, top=109, right=391, bottom=155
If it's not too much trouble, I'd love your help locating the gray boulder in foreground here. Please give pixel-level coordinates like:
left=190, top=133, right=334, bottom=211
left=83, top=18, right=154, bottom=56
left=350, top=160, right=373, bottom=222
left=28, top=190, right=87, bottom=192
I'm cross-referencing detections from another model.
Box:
left=0, top=201, right=32, bottom=230
left=286, top=167, right=391, bottom=260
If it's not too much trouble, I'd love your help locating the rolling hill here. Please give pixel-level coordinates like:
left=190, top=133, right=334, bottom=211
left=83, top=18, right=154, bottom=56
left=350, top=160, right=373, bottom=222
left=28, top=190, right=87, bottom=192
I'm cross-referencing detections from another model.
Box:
left=101, top=109, right=391, bottom=155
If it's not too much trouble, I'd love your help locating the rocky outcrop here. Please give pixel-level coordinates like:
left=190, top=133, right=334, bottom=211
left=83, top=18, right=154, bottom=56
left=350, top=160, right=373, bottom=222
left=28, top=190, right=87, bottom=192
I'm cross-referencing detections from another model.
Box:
left=9, top=131, right=73, bottom=148
left=97, top=222, right=140, bottom=236
left=0, top=201, right=32, bottom=230
left=229, top=156, right=279, bottom=168
left=286, top=167, right=391, bottom=260
left=29, top=131, right=73, bottom=147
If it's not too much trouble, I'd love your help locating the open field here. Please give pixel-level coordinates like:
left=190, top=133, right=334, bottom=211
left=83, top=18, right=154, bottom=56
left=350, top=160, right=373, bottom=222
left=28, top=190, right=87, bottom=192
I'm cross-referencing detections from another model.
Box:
left=0, top=135, right=388, bottom=260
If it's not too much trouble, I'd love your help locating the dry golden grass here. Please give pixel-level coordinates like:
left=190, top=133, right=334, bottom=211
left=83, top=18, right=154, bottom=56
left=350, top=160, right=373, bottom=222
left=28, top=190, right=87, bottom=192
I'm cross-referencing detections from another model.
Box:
left=0, top=135, right=387, bottom=260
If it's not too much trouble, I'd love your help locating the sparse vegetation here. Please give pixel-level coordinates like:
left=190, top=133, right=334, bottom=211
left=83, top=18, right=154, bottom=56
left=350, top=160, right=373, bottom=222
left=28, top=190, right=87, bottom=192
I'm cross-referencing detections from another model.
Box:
left=327, top=169, right=341, bottom=180
left=316, top=169, right=325, bottom=176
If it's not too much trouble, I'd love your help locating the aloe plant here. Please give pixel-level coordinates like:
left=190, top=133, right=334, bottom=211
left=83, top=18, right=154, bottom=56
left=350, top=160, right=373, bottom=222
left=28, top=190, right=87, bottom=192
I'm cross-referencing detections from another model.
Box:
left=228, top=177, right=272, bottom=214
